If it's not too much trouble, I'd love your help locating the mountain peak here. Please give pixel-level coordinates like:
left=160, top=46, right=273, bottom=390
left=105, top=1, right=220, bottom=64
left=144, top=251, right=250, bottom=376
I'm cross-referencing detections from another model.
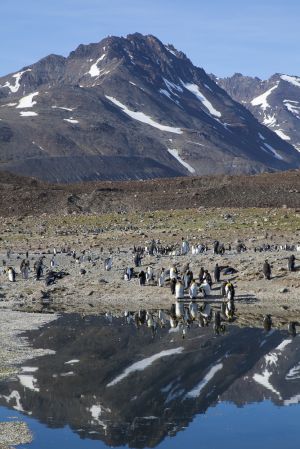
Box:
left=217, top=72, right=300, bottom=152
left=0, top=33, right=299, bottom=183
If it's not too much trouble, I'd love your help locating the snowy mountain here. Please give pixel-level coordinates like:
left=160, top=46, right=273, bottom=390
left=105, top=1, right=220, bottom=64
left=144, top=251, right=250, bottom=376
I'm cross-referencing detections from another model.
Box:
left=215, top=72, right=300, bottom=152
left=0, top=34, right=300, bottom=183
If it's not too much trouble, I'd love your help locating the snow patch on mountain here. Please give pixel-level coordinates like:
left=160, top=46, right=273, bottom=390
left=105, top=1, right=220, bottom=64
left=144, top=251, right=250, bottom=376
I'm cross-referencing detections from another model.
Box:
left=263, top=114, right=276, bottom=127
left=0, top=69, right=32, bottom=93
left=20, top=111, right=38, bottom=117
left=164, top=45, right=177, bottom=56
left=251, top=84, right=278, bottom=110
left=284, top=100, right=300, bottom=118
left=18, top=374, right=39, bottom=392
left=159, top=89, right=180, bottom=106
left=181, top=81, right=222, bottom=117
left=275, top=129, right=291, bottom=141
left=184, top=363, right=223, bottom=399
left=276, top=339, right=292, bottom=351
left=284, top=394, right=300, bottom=406
left=105, top=96, right=183, bottom=134
left=65, top=359, right=80, bottom=365
left=163, top=78, right=183, bottom=96
left=167, top=149, right=195, bottom=173
left=106, top=347, right=184, bottom=387
left=285, top=363, right=300, bottom=380
left=204, top=83, right=213, bottom=92
left=253, top=370, right=281, bottom=398
left=261, top=142, right=284, bottom=160
left=281, top=75, right=300, bottom=88
left=1, top=391, right=24, bottom=412
left=21, top=367, right=38, bottom=373
left=64, top=118, right=79, bottom=124
left=89, top=54, right=106, bottom=77
left=1, top=103, right=18, bottom=107
left=16, top=92, right=39, bottom=109
left=52, top=106, right=74, bottom=112
left=265, top=353, right=278, bottom=366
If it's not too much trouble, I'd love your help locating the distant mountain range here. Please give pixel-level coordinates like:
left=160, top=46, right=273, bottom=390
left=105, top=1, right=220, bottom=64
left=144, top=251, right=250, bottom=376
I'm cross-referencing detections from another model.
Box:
left=0, top=33, right=299, bottom=183
left=214, top=72, right=300, bottom=153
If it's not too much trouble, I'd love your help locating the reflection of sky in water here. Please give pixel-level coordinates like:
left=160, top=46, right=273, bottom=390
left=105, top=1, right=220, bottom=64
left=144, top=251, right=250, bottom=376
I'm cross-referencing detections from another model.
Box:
left=1, top=401, right=299, bottom=449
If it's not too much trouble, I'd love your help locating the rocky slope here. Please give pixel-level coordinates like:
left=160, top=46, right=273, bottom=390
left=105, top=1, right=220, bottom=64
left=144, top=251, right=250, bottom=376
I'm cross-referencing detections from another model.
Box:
left=1, top=170, right=300, bottom=218
left=215, top=72, right=300, bottom=152
left=0, top=34, right=299, bottom=182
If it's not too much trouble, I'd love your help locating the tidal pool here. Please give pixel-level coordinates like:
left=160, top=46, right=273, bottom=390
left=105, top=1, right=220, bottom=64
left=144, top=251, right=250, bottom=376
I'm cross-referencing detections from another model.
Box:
left=0, top=314, right=299, bottom=448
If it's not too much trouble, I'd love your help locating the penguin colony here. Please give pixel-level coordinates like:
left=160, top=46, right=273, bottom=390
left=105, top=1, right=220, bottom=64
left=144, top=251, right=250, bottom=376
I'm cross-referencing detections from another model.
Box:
left=1, top=238, right=298, bottom=336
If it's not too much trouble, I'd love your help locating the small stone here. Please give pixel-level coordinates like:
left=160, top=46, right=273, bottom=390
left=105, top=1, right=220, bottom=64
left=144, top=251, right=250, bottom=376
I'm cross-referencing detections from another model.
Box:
left=98, top=278, right=108, bottom=284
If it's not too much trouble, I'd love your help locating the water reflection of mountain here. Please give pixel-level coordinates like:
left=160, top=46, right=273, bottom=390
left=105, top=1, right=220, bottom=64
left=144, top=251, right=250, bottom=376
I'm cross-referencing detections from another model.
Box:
left=0, top=314, right=299, bottom=448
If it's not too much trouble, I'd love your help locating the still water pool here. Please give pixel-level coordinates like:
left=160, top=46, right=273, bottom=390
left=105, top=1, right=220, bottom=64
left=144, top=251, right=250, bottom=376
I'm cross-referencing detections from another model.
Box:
left=0, top=314, right=299, bottom=448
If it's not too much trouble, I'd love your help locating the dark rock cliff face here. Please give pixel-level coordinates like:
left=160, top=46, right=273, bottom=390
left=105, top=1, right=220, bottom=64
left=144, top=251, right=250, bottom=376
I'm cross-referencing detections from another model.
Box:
left=215, top=72, right=300, bottom=153
left=0, top=33, right=299, bottom=183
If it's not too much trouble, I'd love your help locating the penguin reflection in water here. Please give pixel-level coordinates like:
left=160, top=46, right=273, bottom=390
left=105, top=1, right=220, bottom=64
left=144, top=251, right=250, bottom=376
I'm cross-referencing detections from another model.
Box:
left=213, top=311, right=226, bottom=335
left=134, top=309, right=147, bottom=328
left=288, top=321, right=297, bottom=337
left=146, top=311, right=157, bottom=337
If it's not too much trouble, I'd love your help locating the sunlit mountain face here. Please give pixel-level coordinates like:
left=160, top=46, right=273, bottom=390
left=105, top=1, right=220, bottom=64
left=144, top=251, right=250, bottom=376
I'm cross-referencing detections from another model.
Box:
left=1, top=34, right=299, bottom=183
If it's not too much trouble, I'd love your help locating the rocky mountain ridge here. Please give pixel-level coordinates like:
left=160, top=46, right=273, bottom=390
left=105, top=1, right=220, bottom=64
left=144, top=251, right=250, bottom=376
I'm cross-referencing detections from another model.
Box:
left=0, top=33, right=299, bottom=182
left=215, top=72, right=300, bottom=152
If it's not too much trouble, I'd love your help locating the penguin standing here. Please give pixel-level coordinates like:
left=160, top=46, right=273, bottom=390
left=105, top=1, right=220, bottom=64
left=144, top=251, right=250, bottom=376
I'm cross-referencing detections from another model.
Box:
left=23, top=264, right=29, bottom=280
left=189, top=281, right=198, bottom=299
left=199, top=280, right=210, bottom=298
left=214, top=264, right=221, bottom=283
left=158, top=268, right=165, bottom=287
left=7, top=267, right=16, bottom=282
left=146, top=266, right=153, bottom=283
left=263, top=314, right=272, bottom=331
left=181, top=239, right=189, bottom=255
left=169, top=265, right=177, bottom=281
left=263, top=260, right=271, bottom=280
left=288, top=255, right=296, bottom=272
left=104, top=257, right=112, bottom=271
left=175, top=280, right=184, bottom=300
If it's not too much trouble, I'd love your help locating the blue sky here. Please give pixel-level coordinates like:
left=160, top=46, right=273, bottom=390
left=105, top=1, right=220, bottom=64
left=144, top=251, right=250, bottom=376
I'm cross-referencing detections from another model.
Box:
left=1, top=0, right=299, bottom=79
